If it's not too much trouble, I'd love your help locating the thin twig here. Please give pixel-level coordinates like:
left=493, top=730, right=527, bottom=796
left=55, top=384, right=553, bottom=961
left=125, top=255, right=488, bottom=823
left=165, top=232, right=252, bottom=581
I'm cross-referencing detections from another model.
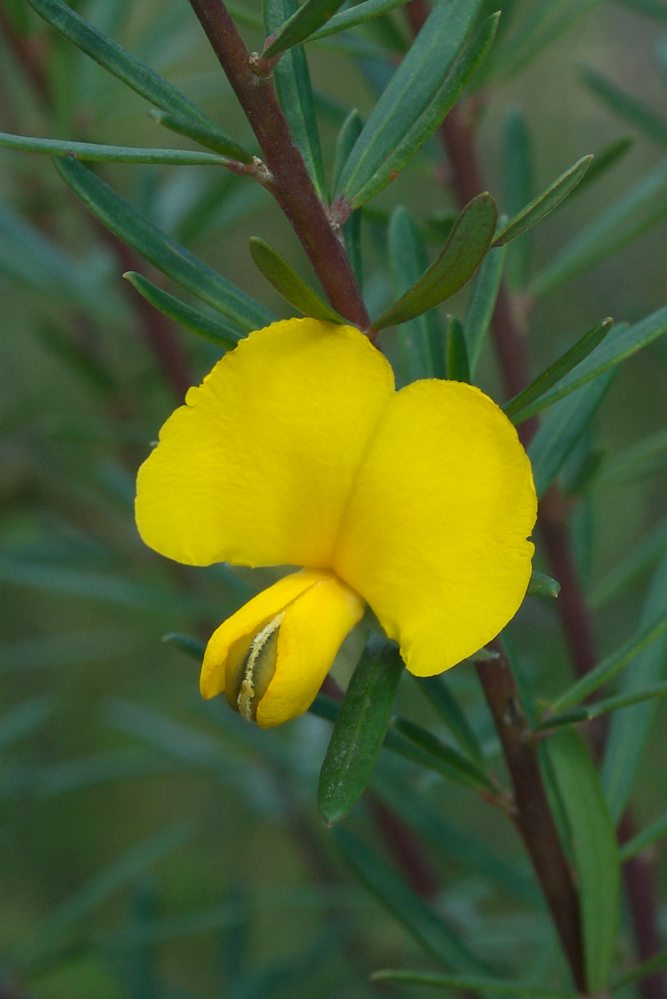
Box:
left=186, top=0, right=370, bottom=330
left=477, top=647, right=586, bottom=991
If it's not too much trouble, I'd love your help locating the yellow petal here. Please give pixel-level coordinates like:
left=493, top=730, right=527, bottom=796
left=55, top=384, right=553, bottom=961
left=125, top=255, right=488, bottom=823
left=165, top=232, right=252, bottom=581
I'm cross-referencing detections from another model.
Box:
left=135, top=319, right=394, bottom=568
left=333, top=380, right=537, bottom=676
left=201, top=569, right=364, bottom=728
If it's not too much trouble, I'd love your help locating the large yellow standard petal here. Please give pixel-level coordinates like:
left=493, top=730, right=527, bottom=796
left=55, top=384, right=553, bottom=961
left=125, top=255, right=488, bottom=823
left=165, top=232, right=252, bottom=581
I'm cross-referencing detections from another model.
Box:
left=333, top=380, right=537, bottom=676
left=201, top=569, right=364, bottom=728
left=135, top=319, right=394, bottom=569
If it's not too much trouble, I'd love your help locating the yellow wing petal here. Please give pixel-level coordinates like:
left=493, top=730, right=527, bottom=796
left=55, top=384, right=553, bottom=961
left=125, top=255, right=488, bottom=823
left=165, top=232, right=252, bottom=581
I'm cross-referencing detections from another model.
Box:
left=135, top=319, right=394, bottom=568
left=333, top=380, right=537, bottom=676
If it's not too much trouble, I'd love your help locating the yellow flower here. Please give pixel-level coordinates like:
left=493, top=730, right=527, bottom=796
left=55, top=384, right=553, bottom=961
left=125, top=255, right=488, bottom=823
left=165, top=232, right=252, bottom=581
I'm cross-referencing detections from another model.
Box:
left=135, top=318, right=537, bottom=727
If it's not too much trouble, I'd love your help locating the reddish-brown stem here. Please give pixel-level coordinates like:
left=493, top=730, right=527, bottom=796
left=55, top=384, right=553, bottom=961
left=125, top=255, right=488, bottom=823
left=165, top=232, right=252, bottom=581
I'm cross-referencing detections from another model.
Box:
left=477, top=648, right=586, bottom=991
left=186, top=0, right=370, bottom=330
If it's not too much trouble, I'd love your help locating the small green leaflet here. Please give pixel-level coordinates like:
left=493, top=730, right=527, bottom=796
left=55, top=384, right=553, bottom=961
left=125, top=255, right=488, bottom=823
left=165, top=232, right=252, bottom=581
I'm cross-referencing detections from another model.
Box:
left=493, top=155, right=593, bottom=246
left=318, top=642, right=403, bottom=824
left=504, top=318, right=613, bottom=424
left=249, top=237, right=342, bottom=322
left=373, top=193, right=497, bottom=330
left=263, top=0, right=348, bottom=57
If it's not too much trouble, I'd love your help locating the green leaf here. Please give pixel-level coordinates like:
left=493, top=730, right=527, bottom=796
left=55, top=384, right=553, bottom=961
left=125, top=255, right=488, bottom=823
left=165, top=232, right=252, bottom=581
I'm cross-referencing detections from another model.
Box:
left=519, top=306, right=667, bottom=418
left=493, top=155, right=593, bottom=246
left=504, top=318, right=613, bottom=423
left=336, top=2, right=496, bottom=207
left=309, top=0, right=413, bottom=41
left=332, top=109, right=363, bottom=195
left=123, top=272, right=240, bottom=349
left=590, top=516, right=667, bottom=609
left=387, top=207, right=442, bottom=381
left=550, top=605, right=667, bottom=714
left=616, top=0, right=667, bottom=18
left=415, top=676, right=483, bottom=764
left=373, top=193, right=497, bottom=329
left=594, top=426, right=667, bottom=488
left=332, top=827, right=484, bottom=971
left=249, top=237, right=342, bottom=322
left=311, top=693, right=490, bottom=790
left=389, top=717, right=494, bottom=793
left=0, top=204, right=121, bottom=319
left=332, top=111, right=363, bottom=281
left=0, top=698, right=52, bottom=753
left=376, top=774, right=539, bottom=904
left=317, top=642, right=403, bottom=824
left=18, top=823, right=191, bottom=970
left=371, top=970, right=577, bottom=997
left=528, top=371, right=614, bottom=498
left=611, top=948, right=667, bottom=994
left=580, top=67, right=667, bottom=146
left=162, top=633, right=206, bottom=661
left=148, top=110, right=253, bottom=162
left=56, top=158, right=271, bottom=331
left=602, top=552, right=667, bottom=821
left=527, top=571, right=561, bottom=600
left=265, top=0, right=326, bottom=196
left=530, top=158, right=667, bottom=297
left=574, top=136, right=634, bottom=195
left=26, top=0, right=226, bottom=137
left=502, top=108, right=533, bottom=290
left=463, top=245, right=506, bottom=374
left=485, top=0, right=606, bottom=83
left=445, top=316, right=471, bottom=382
left=536, top=681, right=667, bottom=732
left=620, top=811, right=667, bottom=863
left=0, top=555, right=210, bottom=616
left=263, top=0, right=348, bottom=57
left=542, top=729, right=619, bottom=992
left=0, top=129, right=236, bottom=165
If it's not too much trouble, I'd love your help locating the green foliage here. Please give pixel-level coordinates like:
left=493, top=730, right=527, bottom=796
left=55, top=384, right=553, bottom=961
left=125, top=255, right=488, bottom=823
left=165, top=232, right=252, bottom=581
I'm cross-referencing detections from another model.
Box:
left=336, top=1, right=497, bottom=207
left=2, top=1, right=667, bottom=997
left=318, top=640, right=403, bottom=823
left=374, top=193, right=497, bottom=330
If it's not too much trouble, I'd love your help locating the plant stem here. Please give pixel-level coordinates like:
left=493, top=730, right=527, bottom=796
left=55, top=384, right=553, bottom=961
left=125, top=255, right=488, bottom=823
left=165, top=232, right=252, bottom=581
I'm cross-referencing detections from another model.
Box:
left=186, top=0, right=370, bottom=330
left=476, top=647, right=586, bottom=991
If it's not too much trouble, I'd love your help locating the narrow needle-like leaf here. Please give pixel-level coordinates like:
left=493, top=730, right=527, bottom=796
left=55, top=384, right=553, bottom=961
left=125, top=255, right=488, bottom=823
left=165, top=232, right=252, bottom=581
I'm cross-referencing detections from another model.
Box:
left=263, top=0, right=348, bottom=57
left=504, top=318, right=613, bottom=423
left=249, top=238, right=343, bottom=323
left=373, top=193, right=497, bottom=330
left=310, top=0, right=413, bottom=41
left=318, top=642, right=403, bottom=824
left=123, top=273, right=240, bottom=350
left=26, top=0, right=223, bottom=135
left=493, top=155, right=593, bottom=246
left=550, top=609, right=667, bottom=713
left=56, top=159, right=270, bottom=332
left=371, top=970, right=577, bottom=997
left=0, top=130, right=235, bottom=166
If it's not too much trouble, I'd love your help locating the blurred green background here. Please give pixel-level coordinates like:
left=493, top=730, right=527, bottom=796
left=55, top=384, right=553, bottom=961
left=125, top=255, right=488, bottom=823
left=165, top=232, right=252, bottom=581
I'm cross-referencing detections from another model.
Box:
left=1, top=1, right=666, bottom=996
